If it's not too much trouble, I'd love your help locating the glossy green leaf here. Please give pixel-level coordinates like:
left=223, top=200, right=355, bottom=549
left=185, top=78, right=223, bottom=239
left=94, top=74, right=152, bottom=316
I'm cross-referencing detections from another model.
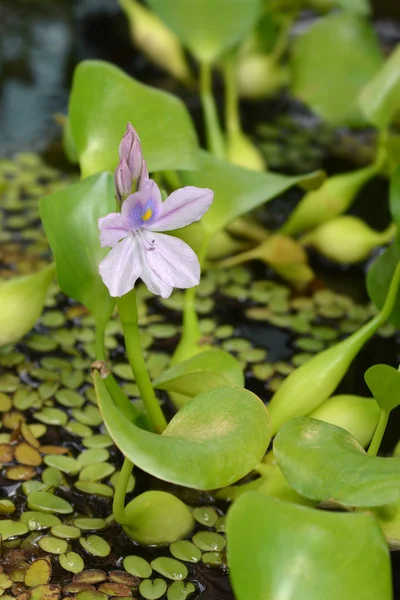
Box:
left=310, top=394, right=380, bottom=447
left=94, top=372, right=270, bottom=489
left=69, top=60, right=199, bottom=177
left=274, top=417, right=400, bottom=506
left=336, top=0, right=371, bottom=16
left=123, top=491, right=194, bottom=545
left=227, top=493, right=392, bottom=600
left=147, top=0, right=262, bottom=63
left=0, top=263, right=55, bottom=347
left=360, top=44, right=400, bottom=128
left=365, top=364, right=400, bottom=413
left=40, top=172, right=115, bottom=329
left=367, top=244, right=400, bottom=327
left=180, top=151, right=323, bottom=235
left=291, top=13, right=383, bottom=126
left=373, top=496, right=400, bottom=548
left=153, top=349, right=244, bottom=399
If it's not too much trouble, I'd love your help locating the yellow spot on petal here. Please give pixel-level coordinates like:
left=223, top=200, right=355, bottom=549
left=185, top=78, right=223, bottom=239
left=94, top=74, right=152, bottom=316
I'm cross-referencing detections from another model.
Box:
left=142, top=208, right=153, bottom=221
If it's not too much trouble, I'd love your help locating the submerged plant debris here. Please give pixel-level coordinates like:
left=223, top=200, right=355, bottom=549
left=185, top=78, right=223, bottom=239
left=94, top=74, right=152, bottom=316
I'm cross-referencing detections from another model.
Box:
left=1, top=154, right=400, bottom=599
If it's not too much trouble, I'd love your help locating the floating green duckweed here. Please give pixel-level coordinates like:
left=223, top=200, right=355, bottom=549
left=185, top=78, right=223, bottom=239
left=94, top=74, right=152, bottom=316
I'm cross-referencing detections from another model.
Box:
left=43, top=455, right=81, bottom=475
left=139, top=579, right=167, bottom=600
left=55, top=389, right=84, bottom=408
left=151, top=557, right=188, bottom=581
left=27, top=491, right=73, bottom=514
left=83, top=434, right=113, bottom=448
left=169, top=541, right=201, bottom=563
left=192, top=507, right=219, bottom=528
left=167, top=581, right=196, bottom=600
left=71, top=406, right=102, bottom=427
left=74, top=481, right=113, bottom=497
left=65, top=421, right=93, bottom=438
left=34, top=408, right=68, bottom=426
left=38, top=536, right=68, bottom=554
left=0, top=499, right=15, bottom=514
left=123, top=556, right=152, bottom=579
left=59, top=552, right=85, bottom=574
left=77, top=448, right=110, bottom=467
left=79, top=535, right=111, bottom=557
left=0, top=392, right=12, bottom=411
left=20, top=511, right=61, bottom=530
left=51, top=524, right=81, bottom=539
left=42, top=467, right=63, bottom=487
left=0, top=519, right=28, bottom=540
left=72, top=569, right=107, bottom=584
left=192, top=532, right=226, bottom=552
left=74, top=518, right=107, bottom=531
left=75, top=590, right=107, bottom=600
left=79, top=462, right=115, bottom=482
left=201, top=551, right=223, bottom=566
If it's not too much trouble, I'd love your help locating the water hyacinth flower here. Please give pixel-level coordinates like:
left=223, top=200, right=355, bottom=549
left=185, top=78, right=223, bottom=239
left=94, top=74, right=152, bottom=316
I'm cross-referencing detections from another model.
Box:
left=99, top=179, right=213, bottom=298
left=114, top=123, right=148, bottom=203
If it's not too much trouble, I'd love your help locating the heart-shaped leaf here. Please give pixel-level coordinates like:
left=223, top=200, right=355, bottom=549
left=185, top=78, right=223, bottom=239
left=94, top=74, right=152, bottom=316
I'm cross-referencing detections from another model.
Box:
left=40, top=172, right=115, bottom=330
left=365, top=364, right=400, bottom=413
left=291, top=13, right=383, bottom=126
left=94, top=372, right=270, bottom=490
left=153, top=349, right=244, bottom=399
left=274, top=417, right=400, bottom=506
left=227, top=492, right=392, bottom=600
left=367, top=243, right=400, bottom=327
left=147, top=0, right=262, bottom=63
left=180, top=150, right=323, bottom=235
left=69, top=60, right=199, bottom=177
left=360, top=45, right=400, bottom=129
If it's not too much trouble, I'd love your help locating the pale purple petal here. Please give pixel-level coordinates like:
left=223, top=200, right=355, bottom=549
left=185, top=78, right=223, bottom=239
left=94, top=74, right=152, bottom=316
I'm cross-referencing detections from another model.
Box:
left=151, top=186, right=214, bottom=232
left=138, top=159, right=149, bottom=191
left=121, top=181, right=163, bottom=229
left=99, top=213, right=130, bottom=248
left=99, top=235, right=142, bottom=297
left=141, top=230, right=200, bottom=289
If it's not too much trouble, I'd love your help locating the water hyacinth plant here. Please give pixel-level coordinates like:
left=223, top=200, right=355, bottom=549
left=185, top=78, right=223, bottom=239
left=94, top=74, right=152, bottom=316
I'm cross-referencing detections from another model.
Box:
left=3, top=0, right=400, bottom=598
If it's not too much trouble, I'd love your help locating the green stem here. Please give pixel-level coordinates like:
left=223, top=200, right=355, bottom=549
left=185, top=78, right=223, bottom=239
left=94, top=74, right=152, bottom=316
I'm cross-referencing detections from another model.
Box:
left=117, top=290, right=167, bottom=434
left=270, top=16, right=293, bottom=64
left=113, top=457, right=134, bottom=525
left=162, top=170, right=182, bottom=191
left=104, top=374, right=141, bottom=423
left=367, top=410, right=389, bottom=456
left=214, top=246, right=260, bottom=269
left=224, top=53, right=240, bottom=137
left=173, top=235, right=211, bottom=363
left=200, top=61, right=225, bottom=159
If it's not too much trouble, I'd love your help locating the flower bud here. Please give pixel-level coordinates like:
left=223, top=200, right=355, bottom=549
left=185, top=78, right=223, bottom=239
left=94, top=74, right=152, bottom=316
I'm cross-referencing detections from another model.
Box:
left=0, top=263, right=55, bottom=347
left=301, top=216, right=396, bottom=265
left=280, top=165, right=378, bottom=236
left=119, top=0, right=192, bottom=84
left=268, top=307, right=390, bottom=435
left=237, top=54, right=289, bottom=99
left=119, top=122, right=143, bottom=181
left=114, top=158, right=133, bottom=203
left=227, top=131, right=266, bottom=171
left=310, top=394, right=380, bottom=447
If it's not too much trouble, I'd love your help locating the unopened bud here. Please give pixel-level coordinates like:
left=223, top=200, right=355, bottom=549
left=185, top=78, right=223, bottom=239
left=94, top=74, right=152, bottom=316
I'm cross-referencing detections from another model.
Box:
left=119, top=123, right=143, bottom=180
left=114, top=158, right=133, bottom=203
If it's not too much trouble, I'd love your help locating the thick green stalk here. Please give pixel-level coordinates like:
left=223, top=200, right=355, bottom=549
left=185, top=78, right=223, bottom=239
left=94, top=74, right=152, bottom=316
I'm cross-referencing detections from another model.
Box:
left=112, top=457, right=134, bottom=525
left=200, top=61, right=225, bottom=159
left=94, top=319, right=107, bottom=361
left=367, top=410, right=389, bottom=456
left=117, top=290, right=167, bottom=433
left=224, top=53, right=240, bottom=137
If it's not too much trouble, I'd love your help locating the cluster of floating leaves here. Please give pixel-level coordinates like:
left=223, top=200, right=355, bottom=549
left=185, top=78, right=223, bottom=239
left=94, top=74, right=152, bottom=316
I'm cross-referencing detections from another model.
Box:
left=0, top=153, right=398, bottom=599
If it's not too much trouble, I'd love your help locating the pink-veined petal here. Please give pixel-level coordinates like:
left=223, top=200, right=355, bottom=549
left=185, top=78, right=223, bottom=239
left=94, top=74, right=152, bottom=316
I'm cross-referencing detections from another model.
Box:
left=142, top=230, right=200, bottom=290
left=151, top=186, right=214, bottom=232
left=99, top=234, right=142, bottom=297
left=99, top=213, right=130, bottom=248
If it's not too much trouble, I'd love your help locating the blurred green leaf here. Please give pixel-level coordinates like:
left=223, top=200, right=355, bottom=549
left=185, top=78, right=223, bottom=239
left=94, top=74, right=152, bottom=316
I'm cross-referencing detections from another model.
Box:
left=40, top=172, right=115, bottom=330
left=336, top=0, right=371, bottom=16
left=95, top=372, right=270, bottom=490
left=365, top=364, right=400, bottom=413
left=227, top=493, right=391, bottom=600
left=153, top=348, right=244, bottom=400
left=0, top=264, right=55, bottom=347
left=367, top=244, right=400, bottom=328
left=69, top=60, right=199, bottom=177
left=360, top=45, right=400, bottom=128
left=180, top=151, right=323, bottom=235
left=147, top=0, right=262, bottom=62
left=291, top=13, right=383, bottom=126
left=274, top=417, right=400, bottom=506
